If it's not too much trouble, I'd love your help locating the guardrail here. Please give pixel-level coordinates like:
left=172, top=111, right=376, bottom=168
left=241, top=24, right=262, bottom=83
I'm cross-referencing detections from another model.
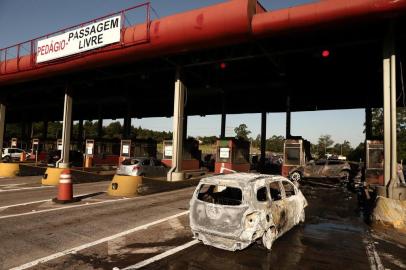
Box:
left=0, top=2, right=151, bottom=75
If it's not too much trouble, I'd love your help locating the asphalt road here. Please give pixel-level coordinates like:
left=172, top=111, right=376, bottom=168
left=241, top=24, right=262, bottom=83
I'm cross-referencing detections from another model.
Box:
left=0, top=177, right=405, bottom=270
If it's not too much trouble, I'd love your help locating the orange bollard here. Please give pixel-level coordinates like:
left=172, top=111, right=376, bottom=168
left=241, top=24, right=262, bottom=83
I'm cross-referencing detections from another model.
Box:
left=20, top=151, right=26, bottom=162
left=52, top=169, right=80, bottom=204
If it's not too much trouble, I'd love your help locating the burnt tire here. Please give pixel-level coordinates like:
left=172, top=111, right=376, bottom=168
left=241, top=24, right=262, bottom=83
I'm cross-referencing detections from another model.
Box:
left=290, top=171, right=302, bottom=182
left=262, top=227, right=277, bottom=250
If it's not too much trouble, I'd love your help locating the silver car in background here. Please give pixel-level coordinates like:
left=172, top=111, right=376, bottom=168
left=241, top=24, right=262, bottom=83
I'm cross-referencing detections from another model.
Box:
left=117, top=157, right=169, bottom=177
left=189, top=173, right=307, bottom=251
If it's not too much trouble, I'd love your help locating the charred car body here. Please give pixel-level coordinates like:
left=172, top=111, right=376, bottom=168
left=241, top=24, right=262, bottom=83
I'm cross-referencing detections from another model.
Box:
left=189, top=173, right=307, bottom=251
left=289, top=158, right=352, bottom=182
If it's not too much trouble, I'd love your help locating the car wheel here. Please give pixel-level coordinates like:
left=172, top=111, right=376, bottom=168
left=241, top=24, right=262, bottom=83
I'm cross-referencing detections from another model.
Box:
left=299, top=209, right=305, bottom=223
left=3, top=156, right=11, bottom=163
left=339, top=170, right=350, bottom=182
left=262, top=227, right=277, bottom=250
left=290, top=171, right=302, bottom=182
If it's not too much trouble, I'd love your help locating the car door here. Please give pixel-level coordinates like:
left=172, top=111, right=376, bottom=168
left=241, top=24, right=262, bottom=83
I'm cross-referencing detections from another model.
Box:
left=153, top=159, right=167, bottom=177
left=269, top=181, right=288, bottom=235
left=281, top=180, right=301, bottom=228
left=323, top=160, right=342, bottom=177
left=141, top=159, right=151, bottom=176
left=312, top=159, right=327, bottom=177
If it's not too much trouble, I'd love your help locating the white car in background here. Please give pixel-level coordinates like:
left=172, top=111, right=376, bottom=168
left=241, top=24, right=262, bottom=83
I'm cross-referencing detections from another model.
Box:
left=117, top=157, right=169, bottom=177
left=2, top=148, right=29, bottom=162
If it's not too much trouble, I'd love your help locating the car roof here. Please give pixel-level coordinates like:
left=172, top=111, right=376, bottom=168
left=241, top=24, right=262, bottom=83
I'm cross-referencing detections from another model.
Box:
left=200, top=173, right=287, bottom=185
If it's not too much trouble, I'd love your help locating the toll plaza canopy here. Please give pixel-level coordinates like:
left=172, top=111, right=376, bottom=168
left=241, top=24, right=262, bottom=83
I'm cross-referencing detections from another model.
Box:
left=1, top=0, right=406, bottom=123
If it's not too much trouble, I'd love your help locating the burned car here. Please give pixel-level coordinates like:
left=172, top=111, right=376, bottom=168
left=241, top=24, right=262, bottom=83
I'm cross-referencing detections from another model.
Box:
left=189, top=173, right=307, bottom=251
left=289, top=159, right=352, bottom=182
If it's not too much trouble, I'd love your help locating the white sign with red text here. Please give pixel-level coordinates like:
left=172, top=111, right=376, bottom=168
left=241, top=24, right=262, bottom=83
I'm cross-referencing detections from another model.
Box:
left=36, top=16, right=121, bottom=63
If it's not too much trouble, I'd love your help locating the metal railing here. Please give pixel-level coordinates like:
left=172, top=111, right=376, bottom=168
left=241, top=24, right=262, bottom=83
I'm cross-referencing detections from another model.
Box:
left=0, top=2, right=151, bottom=75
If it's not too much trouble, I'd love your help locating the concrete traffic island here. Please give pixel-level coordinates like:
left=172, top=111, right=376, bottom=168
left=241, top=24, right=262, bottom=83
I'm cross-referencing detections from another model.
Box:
left=107, top=175, right=143, bottom=197
left=372, top=195, right=406, bottom=231
left=0, top=163, right=20, bottom=177
left=41, top=167, right=64, bottom=185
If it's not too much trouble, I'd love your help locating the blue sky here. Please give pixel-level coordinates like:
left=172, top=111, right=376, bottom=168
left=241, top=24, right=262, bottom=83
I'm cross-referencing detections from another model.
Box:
left=0, top=0, right=365, bottom=147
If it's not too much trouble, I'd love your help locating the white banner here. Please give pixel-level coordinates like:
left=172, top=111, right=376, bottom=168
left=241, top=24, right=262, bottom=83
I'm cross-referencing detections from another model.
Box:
left=36, top=15, right=121, bottom=63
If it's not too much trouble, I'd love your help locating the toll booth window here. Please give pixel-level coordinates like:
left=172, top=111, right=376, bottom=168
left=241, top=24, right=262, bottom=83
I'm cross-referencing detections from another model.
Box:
left=256, top=187, right=268, bottom=202
left=142, top=159, right=151, bottom=166
left=369, top=149, right=384, bottom=169
left=197, top=184, right=242, bottom=206
left=327, top=160, right=342, bottom=165
left=315, top=159, right=326, bottom=166
left=285, top=147, right=300, bottom=165
left=233, top=147, right=249, bottom=164
left=282, top=181, right=296, bottom=197
left=269, top=182, right=283, bottom=201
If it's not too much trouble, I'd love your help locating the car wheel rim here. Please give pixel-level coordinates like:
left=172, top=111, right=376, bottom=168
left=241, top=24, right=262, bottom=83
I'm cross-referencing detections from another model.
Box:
left=291, top=172, right=301, bottom=181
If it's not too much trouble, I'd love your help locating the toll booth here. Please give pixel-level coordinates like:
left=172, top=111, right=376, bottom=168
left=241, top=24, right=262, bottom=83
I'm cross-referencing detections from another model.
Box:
left=118, top=139, right=158, bottom=165
left=365, top=140, right=384, bottom=186
left=119, top=139, right=132, bottom=165
left=84, top=139, right=95, bottom=168
left=162, top=138, right=201, bottom=170
left=32, top=139, right=39, bottom=162
left=57, top=139, right=63, bottom=151
left=282, top=137, right=312, bottom=177
left=214, top=138, right=250, bottom=174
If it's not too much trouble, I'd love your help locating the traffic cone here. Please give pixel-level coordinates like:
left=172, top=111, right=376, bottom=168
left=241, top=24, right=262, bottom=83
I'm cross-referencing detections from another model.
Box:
left=52, top=169, right=80, bottom=204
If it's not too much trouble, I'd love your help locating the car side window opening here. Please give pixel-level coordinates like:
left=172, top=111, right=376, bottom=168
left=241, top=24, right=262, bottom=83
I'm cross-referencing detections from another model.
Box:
left=197, top=184, right=242, bottom=206
left=256, top=187, right=268, bottom=202
left=282, top=181, right=296, bottom=198
left=142, top=159, right=151, bottom=166
left=315, top=159, right=326, bottom=166
left=269, top=182, right=283, bottom=201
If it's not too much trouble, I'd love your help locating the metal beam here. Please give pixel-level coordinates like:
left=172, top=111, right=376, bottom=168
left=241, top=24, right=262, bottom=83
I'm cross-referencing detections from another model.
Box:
left=221, top=94, right=226, bottom=138
left=58, top=89, right=73, bottom=168
left=286, top=95, right=291, bottom=138
left=390, top=46, right=397, bottom=187
left=260, top=112, right=267, bottom=170
left=365, top=107, right=372, bottom=139
left=383, top=39, right=391, bottom=188
left=0, top=104, right=6, bottom=162
left=168, top=72, right=186, bottom=181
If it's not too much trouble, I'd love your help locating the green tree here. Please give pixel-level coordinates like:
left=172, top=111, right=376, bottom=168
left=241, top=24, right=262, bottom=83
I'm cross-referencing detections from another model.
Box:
left=317, top=134, right=334, bottom=157
left=234, top=124, right=251, bottom=140
left=266, top=135, right=285, bottom=153
left=333, top=140, right=352, bottom=156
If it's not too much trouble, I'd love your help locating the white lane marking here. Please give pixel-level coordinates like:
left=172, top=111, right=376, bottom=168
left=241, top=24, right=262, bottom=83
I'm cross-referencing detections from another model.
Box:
left=0, top=199, right=50, bottom=210
left=0, top=183, right=27, bottom=187
left=10, top=211, right=190, bottom=270
left=0, top=186, right=53, bottom=192
left=121, top=239, right=199, bottom=270
left=0, top=196, right=131, bottom=220
left=0, top=186, right=195, bottom=220
left=0, top=193, right=100, bottom=210
left=364, top=232, right=384, bottom=270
